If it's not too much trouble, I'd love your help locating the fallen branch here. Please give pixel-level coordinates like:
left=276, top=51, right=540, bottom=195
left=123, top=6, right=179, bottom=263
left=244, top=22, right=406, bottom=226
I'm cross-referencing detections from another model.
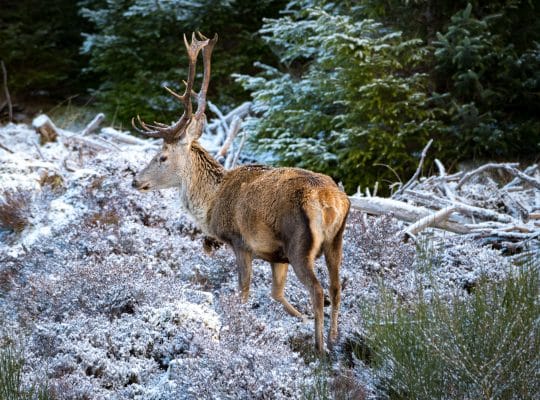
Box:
left=229, top=132, right=247, bottom=170
left=404, top=206, right=457, bottom=238
left=0, top=141, right=14, bottom=154
left=394, top=139, right=433, bottom=197
left=349, top=196, right=469, bottom=234
left=101, top=127, right=157, bottom=147
left=32, top=114, right=118, bottom=152
left=456, top=162, right=519, bottom=190
left=218, top=116, right=241, bottom=160
left=80, top=113, right=105, bottom=136
left=504, top=164, right=538, bottom=189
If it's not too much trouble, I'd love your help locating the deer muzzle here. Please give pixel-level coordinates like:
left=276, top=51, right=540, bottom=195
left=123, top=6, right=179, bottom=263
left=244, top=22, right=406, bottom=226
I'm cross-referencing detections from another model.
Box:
left=132, top=178, right=150, bottom=192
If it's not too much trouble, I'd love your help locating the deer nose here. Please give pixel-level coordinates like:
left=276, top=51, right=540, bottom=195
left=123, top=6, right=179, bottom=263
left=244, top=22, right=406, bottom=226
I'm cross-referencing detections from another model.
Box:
left=132, top=178, right=140, bottom=189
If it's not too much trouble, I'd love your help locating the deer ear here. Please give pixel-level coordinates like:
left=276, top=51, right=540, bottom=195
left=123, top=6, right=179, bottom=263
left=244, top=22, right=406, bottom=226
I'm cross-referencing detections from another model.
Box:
left=184, top=115, right=206, bottom=144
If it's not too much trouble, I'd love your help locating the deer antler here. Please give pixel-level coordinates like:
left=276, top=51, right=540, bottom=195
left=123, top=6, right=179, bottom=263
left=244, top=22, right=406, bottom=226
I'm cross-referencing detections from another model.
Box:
left=132, top=32, right=214, bottom=143
left=194, top=32, right=218, bottom=120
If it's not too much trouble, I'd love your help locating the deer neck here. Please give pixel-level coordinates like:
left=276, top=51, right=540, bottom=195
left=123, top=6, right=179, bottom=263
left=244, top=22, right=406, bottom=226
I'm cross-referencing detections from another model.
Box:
left=179, top=142, right=224, bottom=232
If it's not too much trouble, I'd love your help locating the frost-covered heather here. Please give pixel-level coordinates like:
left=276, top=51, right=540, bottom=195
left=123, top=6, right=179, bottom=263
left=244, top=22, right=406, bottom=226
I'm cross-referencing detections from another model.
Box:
left=0, top=122, right=518, bottom=399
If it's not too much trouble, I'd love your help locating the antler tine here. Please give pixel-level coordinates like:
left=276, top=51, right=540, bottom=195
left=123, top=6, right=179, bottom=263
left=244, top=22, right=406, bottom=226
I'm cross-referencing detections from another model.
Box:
left=194, top=32, right=218, bottom=119
left=131, top=115, right=166, bottom=138
left=167, top=33, right=209, bottom=141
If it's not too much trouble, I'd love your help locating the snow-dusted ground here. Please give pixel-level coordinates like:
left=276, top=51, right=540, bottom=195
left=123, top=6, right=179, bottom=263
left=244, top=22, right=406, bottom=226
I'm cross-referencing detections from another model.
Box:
left=0, top=122, right=519, bottom=399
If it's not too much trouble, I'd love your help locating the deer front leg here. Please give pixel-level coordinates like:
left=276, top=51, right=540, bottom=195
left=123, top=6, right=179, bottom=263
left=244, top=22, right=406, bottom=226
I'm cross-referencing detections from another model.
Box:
left=233, top=246, right=253, bottom=302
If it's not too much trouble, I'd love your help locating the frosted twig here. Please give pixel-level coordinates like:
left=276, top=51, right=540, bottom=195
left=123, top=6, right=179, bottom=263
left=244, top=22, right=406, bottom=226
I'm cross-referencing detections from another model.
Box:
left=456, top=163, right=519, bottom=189
left=394, top=139, right=433, bottom=197
left=0, top=141, right=14, bottom=154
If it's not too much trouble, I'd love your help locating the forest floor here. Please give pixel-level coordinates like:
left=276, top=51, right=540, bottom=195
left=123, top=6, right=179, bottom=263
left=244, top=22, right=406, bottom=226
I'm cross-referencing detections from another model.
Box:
left=0, top=122, right=533, bottom=399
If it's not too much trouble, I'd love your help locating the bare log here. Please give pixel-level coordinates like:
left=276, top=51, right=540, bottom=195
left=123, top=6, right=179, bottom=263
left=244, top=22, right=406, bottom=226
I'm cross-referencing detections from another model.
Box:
left=404, top=189, right=517, bottom=224
left=80, top=113, right=105, bottom=136
left=405, top=206, right=458, bottom=238
left=349, top=195, right=469, bottom=234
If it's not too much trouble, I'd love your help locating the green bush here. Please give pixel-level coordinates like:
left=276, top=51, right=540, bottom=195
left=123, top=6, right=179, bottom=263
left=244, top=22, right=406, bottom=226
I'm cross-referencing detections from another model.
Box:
left=364, top=263, right=540, bottom=399
left=236, top=1, right=445, bottom=193
left=237, top=1, right=540, bottom=193
left=0, top=346, right=51, bottom=400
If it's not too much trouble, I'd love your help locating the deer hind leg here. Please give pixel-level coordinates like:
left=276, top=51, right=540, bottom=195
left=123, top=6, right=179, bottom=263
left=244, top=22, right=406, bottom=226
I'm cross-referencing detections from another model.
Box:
left=271, top=262, right=304, bottom=319
left=323, top=220, right=346, bottom=350
left=233, top=246, right=253, bottom=302
left=290, top=257, right=325, bottom=353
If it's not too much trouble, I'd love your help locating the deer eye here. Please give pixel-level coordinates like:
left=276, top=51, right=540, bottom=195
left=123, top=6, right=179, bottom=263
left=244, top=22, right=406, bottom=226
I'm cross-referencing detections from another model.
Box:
left=159, top=155, right=168, bottom=162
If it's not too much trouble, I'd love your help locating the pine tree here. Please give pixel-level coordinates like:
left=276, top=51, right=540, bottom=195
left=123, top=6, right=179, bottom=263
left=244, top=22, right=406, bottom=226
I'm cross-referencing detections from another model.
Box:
left=236, top=0, right=444, bottom=193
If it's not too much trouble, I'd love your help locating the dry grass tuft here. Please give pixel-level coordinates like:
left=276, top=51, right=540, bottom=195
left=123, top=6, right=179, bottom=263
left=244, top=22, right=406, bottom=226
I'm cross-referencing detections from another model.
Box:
left=0, top=189, right=33, bottom=233
left=84, top=208, right=120, bottom=227
left=38, top=172, right=65, bottom=193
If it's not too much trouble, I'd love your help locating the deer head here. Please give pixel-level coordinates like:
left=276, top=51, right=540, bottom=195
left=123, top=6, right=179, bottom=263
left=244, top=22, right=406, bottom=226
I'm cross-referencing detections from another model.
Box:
left=132, top=32, right=218, bottom=192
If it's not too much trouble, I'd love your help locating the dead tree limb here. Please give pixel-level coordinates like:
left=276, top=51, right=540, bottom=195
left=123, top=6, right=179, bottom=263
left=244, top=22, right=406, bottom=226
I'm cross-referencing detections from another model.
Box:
left=404, top=206, right=458, bottom=238
left=349, top=196, right=469, bottom=234
left=80, top=113, right=105, bottom=136
left=218, top=116, right=241, bottom=161
left=456, top=163, right=519, bottom=189
left=394, top=139, right=433, bottom=197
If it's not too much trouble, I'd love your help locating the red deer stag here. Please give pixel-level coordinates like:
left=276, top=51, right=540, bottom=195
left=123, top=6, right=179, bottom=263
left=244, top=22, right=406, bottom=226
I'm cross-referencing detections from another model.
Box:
left=131, top=33, right=350, bottom=353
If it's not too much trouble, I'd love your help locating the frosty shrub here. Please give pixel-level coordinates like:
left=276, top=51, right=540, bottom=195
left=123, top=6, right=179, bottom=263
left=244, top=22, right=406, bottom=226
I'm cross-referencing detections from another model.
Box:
left=165, top=295, right=308, bottom=399
left=364, top=261, right=540, bottom=399
left=0, top=345, right=51, bottom=400
left=0, top=189, right=33, bottom=233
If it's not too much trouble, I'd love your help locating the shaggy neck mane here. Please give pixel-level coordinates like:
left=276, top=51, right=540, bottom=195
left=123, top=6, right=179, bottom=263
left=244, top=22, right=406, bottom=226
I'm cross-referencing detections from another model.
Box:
left=190, top=142, right=225, bottom=184
left=181, top=141, right=225, bottom=232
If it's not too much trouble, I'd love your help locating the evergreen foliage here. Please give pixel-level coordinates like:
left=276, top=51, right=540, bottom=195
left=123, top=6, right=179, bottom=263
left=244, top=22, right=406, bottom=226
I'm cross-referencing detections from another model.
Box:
left=0, top=0, right=538, bottom=190
left=236, top=1, right=445, bottom=192
left=237, top=0, right=540, bottom=192
left=79, top=0, right=287, bottom=124
left=0, top=0, right=90, bottom=100
left=433, top=3, right=540, bottom=160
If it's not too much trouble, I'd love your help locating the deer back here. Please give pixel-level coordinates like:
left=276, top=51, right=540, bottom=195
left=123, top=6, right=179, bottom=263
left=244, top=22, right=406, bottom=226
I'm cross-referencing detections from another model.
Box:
left=208, top=166, right=350, bottom=263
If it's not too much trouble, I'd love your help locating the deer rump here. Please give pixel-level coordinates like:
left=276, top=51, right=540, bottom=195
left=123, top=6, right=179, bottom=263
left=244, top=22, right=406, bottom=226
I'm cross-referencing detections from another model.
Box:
left=209, top=165, right=350, bottom=265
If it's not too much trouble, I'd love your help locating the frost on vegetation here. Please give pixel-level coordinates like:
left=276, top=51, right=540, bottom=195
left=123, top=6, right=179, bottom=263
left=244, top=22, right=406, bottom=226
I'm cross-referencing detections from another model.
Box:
left=0, top=122, right=523, bottom=398
left=27, top=298, right=221, bottom=398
